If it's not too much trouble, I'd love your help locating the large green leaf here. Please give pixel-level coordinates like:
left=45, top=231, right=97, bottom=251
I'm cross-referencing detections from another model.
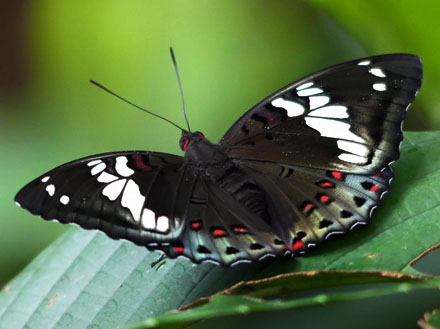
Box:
left=1, top=131, right=439, bottom=329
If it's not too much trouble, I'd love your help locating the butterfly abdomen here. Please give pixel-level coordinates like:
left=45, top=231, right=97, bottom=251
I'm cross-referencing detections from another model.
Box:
left=186, top=135, right=270, bottom=219
left=217, top=169, right=268, bottom=219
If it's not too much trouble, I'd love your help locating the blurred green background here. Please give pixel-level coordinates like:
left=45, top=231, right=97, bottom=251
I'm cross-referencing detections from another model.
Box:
left=1, top=0, right=438, bottom=287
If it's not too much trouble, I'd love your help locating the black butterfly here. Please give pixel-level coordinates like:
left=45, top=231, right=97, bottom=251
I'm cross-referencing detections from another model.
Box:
left=15, top=53, right=422, bottom=266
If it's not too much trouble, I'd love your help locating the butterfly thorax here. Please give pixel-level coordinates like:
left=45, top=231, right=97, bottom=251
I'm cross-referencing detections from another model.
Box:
left=181, top=131, right=270, bottom=221
left=182, top=132, right=229, bottom=168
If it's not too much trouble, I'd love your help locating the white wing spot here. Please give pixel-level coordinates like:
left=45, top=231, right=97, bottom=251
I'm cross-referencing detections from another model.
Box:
left=115, top=156, right=135, bottom=177
left=102, top=179, right=126, bottom=201
left=271, top=98, right=305, bottom=117
left=87, top=159, right=102, bottom=167
left=97, top=171, right=119, bottom=183
left=308, top=105, right=348, bottom=119
left=60, top=195, right=70, bottom=205
left=297, top=87, right=323, bottom=97
left=309, top=96, right=330, bottom=109
left=156, top=216, right=169, bottom=232
left=46, top=184, right=55, bottom=196
left=337, top=140, right=369, bottom=156
left=121, top=179, right=145, bottom=222
left=368, top=68, right=386, bottom=78
left=296, top=82, right=314, bottom=90
left=350, top=222, right=366, bottom=230
left=325, top=231, right=345, bottom=239
left=141, top=208, right=156, bottom=229
left=358, top=60, right=371, bottom=66
left=41, top=176, right=50, bottom=183
left=15, top=201, right=21, bottom=208
left=338, top=153, right=367, bottom=164
left=373, top=83, right=387, bottom=91
left=91, top=163, right=106, bottom=176
left=305, top=117, right=365, bottom=143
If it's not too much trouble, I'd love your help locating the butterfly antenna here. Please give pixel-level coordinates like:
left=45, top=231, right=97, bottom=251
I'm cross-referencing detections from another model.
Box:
left=90, top=80, right=186, bottom=131
left=170, top=47, right=191, bottom=133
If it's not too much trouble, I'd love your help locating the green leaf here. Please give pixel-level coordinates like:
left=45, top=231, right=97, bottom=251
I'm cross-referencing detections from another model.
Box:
left=1, top=131, right=439, bottom=329
left=128, top=271, right=440, bottom=329
left=0, top=230, right=270, bottom=329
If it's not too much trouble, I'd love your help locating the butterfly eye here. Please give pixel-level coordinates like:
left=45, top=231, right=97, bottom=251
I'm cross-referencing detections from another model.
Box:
left=183, top=138, right=190, bottom=150
left=198, top=132, right=205, bottom=138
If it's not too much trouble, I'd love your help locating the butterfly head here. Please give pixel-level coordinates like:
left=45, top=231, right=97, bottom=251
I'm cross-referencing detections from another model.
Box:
left=179, top=131, right=205, bottom=151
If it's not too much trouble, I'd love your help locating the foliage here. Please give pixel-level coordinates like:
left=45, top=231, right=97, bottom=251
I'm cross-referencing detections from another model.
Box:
left=2, top=1, right=440, bottom=328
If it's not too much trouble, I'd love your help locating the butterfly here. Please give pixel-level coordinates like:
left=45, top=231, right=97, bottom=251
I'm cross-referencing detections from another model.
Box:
left=15, top=52, right=422, bottom=266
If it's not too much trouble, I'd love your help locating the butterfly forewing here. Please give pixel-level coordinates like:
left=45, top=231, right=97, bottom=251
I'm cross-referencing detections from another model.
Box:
left=240, top=160, right=393, bottom=250
left=221, top=54, right=422, bottom=174
left=15, top=152, right=193, bottom=243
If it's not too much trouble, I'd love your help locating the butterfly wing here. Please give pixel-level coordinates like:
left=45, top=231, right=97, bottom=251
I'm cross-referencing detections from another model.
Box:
left=15, top=151, right=191, bottom=243
left=15, top=151, right=286, bottom=265
left=239, top=160, right=393, bottom=252
left=218, top=54, right=422, bottom=252
left=220, top=54, right=422, bottom=174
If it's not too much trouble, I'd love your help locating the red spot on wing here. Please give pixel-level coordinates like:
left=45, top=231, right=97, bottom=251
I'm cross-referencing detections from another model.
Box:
left=301, top=202, right=316, bottom=217
left=191, top=221, right=201, bottom=230
left=374, top=172, right=383, bottom=177
left=292, top=240, right=305, bottom=251
left=268, top=115, right=276, bottom=124
left=370, top=184, right=379, bottom=192
left=331, top=171, right=343, bottom=180
left=173, top=246, right=184, bottom=253
left=321, top=181, right=335, bottom=188
left=198, top=132, right=205, bottom=138
left=133, top=155, right=151, bottom=171
left=320, top=195, right=330, bottom=203
left=233, top=227, right=247, bottom=234
left=258, top=108, right=277, bottom=125
left=213, top=229, right=226, bottom=237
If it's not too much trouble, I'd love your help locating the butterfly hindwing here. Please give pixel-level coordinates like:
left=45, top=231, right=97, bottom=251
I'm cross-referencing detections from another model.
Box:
left=240, top=160, right=393, bottom=252
left=221, top=54, right=422, bottom=174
